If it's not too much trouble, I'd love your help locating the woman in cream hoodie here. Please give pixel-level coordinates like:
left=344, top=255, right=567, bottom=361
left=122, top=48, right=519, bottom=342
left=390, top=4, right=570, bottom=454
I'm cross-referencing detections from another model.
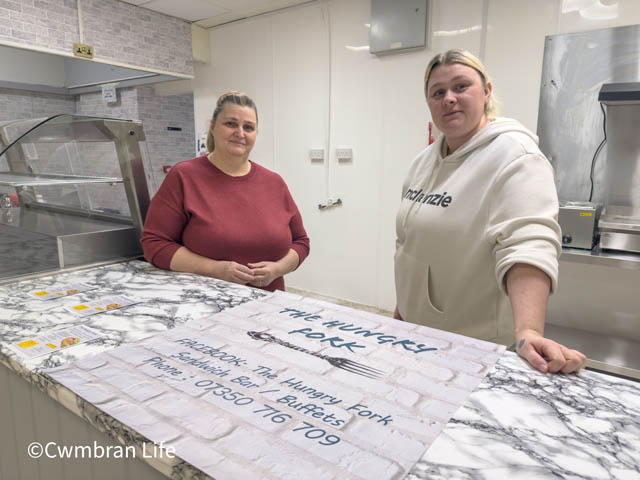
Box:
left=394, top=49, right=586, bottom=374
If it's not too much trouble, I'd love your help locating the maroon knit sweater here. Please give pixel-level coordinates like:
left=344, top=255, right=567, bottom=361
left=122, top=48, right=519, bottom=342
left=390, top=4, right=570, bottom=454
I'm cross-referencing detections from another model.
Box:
left=141, top=156, right=310, bottom=291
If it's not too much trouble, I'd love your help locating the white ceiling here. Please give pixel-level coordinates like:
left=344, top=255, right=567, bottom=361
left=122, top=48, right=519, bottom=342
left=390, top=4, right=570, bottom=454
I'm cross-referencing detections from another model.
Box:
left=119, top=0, right=315, bottom=28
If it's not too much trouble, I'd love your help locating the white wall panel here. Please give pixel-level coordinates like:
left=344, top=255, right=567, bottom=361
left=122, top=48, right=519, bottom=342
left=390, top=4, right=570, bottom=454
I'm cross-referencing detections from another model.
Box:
left=374, top=0, right=485, bottom=310
left=193, top=0, right=640, bottom=312
left=193, top=0, right=487, bottom=311
left=484, top=0, right=558, bottom=131
left=193, top=18, right=275, bottom=169
left=557, top=0, right=640, bottom=34
left=270, top=5, right=332, bottom=292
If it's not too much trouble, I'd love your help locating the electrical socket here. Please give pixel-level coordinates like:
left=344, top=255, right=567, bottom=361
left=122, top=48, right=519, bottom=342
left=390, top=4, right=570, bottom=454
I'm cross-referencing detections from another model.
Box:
left=309, top=148, right=325, bottom=161
left=336, top=147, right=353, bottom=161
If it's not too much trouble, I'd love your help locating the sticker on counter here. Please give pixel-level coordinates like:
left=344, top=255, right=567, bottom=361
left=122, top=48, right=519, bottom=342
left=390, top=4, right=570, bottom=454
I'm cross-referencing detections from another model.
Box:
left=29, top=282, right=96, bottom=301
left=9, top=325, right=104, bottom=359
left=64, top=295, right=141, bottom=317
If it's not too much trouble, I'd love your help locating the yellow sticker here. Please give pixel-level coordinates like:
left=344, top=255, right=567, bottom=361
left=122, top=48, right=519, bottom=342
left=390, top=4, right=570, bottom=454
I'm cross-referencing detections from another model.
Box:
left=46, top=343, right=57, bottom=349
left=95, top=307, right=104, bottom=311
left=73, top=305, right=89, bottom=311
left=34, top=291, right=50, bottom=296
left=17, top=340, right=38, bottom=348
left=56, top=293, right=64, bottom=296
left=580, top=212, right=593, bottom=216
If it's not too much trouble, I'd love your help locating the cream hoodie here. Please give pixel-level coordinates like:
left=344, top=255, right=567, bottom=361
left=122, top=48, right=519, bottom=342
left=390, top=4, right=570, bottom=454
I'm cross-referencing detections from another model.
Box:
left=394, top=117, right=561, bottom=341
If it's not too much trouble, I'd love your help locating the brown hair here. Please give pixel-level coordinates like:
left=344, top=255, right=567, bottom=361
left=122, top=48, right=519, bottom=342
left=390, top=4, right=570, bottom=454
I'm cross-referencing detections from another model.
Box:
left=206, top=91, right=258, bottom=153
left=424, top=49, right=499, bottom=117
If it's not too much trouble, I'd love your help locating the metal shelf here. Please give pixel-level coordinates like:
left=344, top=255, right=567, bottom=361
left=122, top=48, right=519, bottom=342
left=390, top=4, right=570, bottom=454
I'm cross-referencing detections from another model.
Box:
left=545, top=323, right=640, bottom=381
left=561, top=246, right=640, bottom=270
left=0, top=171, right=123, bottom=187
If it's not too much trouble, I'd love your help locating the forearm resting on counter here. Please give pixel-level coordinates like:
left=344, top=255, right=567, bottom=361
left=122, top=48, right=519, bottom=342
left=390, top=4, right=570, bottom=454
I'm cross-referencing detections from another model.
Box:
left=169, top=246, right=224, bottom=277
left=506, top=263, right=550, bottom=338
left=506, top=263, right=587, bottom=373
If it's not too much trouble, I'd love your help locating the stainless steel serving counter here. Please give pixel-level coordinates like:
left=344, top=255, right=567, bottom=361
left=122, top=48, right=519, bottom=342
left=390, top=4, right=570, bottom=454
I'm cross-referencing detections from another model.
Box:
left=546, top=247, right=640, bottom=380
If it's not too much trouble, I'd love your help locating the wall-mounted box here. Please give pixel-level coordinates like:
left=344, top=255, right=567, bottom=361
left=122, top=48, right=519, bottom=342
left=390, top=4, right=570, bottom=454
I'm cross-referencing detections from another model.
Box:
left=370, top=0, right=428, bottom=55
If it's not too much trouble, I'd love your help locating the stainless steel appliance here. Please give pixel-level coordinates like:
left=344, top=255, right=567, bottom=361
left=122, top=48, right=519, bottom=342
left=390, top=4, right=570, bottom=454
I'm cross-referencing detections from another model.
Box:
left=537, top=25, right=640, bottom=380
left=599, top=205, right=640, bottom=253
left=558, top=201, right=601, bottom=250
left=0, top=114, right=151, bottom=283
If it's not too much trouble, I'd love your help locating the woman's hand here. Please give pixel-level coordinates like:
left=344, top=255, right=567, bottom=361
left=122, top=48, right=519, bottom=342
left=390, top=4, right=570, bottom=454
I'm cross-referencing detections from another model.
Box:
left=515, top=328, right=587, bottom=374
left=216, top=261, right=256, bottom=285
left=247, top=261, right=281, bottom=288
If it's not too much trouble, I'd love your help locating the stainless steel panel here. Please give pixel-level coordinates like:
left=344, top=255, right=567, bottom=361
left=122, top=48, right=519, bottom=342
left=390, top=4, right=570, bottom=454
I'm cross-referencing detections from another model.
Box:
left=598, top=204, right=640, bottom=231
left=537, top=24, right=640, bottom=205
left=0, top=171, right=123, bottom=187
left=604, top=106, right=640, bottom=208
left=545, top=324, right=640, bottom=380
left=548, top=259, right=640, bottom=342
left=561, top=246, right=640, bottom=270
left=102, top=120, right=150, bottom=233
left=58, top=228, right=141, bottom=268
left=600, top=231, right=640, bottom=253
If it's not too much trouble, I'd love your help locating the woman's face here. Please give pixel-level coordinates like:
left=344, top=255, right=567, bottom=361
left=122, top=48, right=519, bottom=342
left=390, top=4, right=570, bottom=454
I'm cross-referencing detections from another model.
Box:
left=426, top=63, right=491, bottom=152
left=211, top=103, right=257, bottom=159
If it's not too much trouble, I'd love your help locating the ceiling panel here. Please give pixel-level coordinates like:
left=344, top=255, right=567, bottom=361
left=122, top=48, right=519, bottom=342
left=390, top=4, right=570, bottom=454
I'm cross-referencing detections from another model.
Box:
left=198, top=0, right=314, bottom=27
left=142, top=0, right=228, bottom=21
left=120, top=0, right=316, bottom=28
left=118, top=0, right=151, bottom=5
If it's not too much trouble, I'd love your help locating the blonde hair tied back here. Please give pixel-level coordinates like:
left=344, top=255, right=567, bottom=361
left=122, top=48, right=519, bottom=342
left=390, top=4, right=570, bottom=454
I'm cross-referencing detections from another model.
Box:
left=206, top=91, right=258, bottom=153
left=424, top=49, right=500, bottom=117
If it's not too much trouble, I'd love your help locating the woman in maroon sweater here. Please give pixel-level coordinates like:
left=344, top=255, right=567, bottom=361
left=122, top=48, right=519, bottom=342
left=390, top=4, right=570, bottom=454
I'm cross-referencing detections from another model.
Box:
left=141, top=91, right=310, bottom=291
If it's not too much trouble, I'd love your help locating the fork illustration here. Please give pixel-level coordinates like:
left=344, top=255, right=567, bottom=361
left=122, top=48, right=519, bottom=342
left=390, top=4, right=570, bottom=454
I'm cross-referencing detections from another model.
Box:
left=247, top=331, right=385, bottom=379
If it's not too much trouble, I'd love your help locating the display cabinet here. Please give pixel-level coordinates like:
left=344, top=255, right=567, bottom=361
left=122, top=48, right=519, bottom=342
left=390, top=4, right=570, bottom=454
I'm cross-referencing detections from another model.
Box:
left=0, top=114, right=150, bottom=282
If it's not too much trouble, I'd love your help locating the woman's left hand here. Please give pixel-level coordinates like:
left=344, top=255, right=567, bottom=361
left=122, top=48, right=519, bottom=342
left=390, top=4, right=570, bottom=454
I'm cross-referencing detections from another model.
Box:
left=247, top=261, right=281, bottom=288
left=515, top=329, right=587, bottom=374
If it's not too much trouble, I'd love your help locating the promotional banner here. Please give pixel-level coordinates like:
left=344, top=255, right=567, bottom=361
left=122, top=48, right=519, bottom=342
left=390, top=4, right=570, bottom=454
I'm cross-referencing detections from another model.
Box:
left=46, top=291, right=505, bottom=479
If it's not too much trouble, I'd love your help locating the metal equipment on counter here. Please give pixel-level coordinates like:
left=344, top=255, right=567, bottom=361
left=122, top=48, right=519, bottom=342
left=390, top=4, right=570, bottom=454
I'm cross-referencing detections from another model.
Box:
left=558, top=201, right=602, bottom=250
left=598, top=205, right=640, bottom=253
left=0, top=114, right=151, bottom=283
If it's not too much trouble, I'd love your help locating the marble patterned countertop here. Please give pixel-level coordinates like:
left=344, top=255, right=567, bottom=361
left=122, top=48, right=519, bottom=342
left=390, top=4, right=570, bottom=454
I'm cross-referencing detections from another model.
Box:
left=1, top=260, right=639, bottom=479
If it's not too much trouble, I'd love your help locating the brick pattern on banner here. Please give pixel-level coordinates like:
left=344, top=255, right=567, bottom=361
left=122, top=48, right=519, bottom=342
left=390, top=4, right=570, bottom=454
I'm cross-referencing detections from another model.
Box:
left=47, top=291, right=505, bottom=480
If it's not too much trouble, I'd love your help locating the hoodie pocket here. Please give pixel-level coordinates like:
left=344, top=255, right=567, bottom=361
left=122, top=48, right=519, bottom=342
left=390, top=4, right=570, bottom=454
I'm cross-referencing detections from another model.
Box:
left=425, top=264, right=445, bottom=315
left=395, top=249, right=445, bottom=325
